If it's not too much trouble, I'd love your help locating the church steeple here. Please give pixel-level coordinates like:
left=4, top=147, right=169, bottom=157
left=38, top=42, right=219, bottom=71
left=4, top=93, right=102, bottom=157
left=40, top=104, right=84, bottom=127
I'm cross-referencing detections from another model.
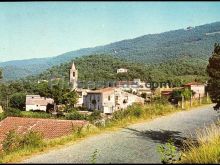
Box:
left=71, top=62, right=76, bottom=70
left=70, top=62, right=78, bottom=90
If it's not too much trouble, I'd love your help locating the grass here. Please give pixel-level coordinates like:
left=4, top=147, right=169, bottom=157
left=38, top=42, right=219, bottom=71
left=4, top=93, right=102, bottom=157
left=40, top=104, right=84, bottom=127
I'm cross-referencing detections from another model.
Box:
left=0, top=97, right=212, bottom=163
left=180, top=121, right=220, bottom=163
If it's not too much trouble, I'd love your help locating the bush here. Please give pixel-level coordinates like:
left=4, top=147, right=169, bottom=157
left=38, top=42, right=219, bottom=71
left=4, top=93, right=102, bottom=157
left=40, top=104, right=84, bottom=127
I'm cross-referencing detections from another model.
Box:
left=0, top=113, right=6, bottom=121
left=4, top=108, right=21, bottom=117
left=2, top=130, right=21, bottom=153
left=88, top=110, right=102, bottom=122
left=152, top=96, right=170, bottom=105
left=65, top=110, right=86, bottom=120
left=2, top=130, right=44, bottom=153
left=20, top=131, right=43, bottom=148
left=132, top=106, right=143, bottom=117
left=20, top=111, right=52, bottom=118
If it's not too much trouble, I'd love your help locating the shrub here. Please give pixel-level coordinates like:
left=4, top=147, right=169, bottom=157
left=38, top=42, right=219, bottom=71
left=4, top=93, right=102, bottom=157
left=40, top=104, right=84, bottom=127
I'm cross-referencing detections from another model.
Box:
left=0, top=113, right=6, bottom=121
left=20, top=131, right=43, bottom=148
left=20, top=111, right=52, bottom=118
left=157, top=139, right=182, bottom=164
left=2, top=130, right=21, bottom=153
left=181, top=123, right=220, bottom=163
left=4, top=108, right=21, bottom=117
left=65, top=110, right=86, bottom=120
left=88, top=110, right=102, bottom=122
left=153, top=96, right=170, bottom=105
left=2, top=130, right=44, bottom=154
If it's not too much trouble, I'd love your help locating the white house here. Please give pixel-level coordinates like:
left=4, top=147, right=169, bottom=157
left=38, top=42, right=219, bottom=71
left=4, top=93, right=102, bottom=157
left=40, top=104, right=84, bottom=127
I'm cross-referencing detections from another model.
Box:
left=75, top=89, right=91, bottom=107
left=83, top=88, right=144, bottom=114
left=184, top=82, right=205, bottom=99
left=117, top=68, right=128, bottom=73
left=26, top=95, right=54, bottom=112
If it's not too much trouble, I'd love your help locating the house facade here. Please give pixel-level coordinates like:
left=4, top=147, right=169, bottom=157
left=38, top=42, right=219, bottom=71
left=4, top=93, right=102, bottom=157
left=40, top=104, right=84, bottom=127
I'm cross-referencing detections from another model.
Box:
left=184, top=82, right=205, bottom=98
left=26, top=95, right=54, bottom=112
left=83, top=88, right=144, bottom=114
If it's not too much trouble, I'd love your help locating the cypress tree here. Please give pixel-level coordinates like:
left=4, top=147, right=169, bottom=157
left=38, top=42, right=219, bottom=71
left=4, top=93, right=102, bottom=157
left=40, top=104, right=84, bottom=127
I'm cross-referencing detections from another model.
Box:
left=206, top=43, right=220, bottom=110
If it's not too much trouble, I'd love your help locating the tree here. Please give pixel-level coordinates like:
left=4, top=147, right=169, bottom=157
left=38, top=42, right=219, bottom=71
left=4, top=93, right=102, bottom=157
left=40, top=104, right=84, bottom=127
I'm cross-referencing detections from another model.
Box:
left=206, top=43, right=220, bottom=110
left=9, top=93, right=26, bottom=110
left=50, top=82, right=69, bottom=104
left=34, top=82, right=52, bottom=98
left=63, top=90, right=79, bottom=111
left=0, top=69, right=3, bottom=80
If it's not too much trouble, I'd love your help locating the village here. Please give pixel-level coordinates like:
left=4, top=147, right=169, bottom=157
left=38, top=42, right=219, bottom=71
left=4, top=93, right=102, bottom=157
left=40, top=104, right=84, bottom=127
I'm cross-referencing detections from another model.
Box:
left=26, top=62, right=206, bottom=115
left=1, top=2, right=220, bottom=163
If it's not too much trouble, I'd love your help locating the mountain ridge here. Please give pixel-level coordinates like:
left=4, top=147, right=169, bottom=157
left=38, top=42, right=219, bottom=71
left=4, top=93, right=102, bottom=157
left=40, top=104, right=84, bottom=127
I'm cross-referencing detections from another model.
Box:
left=1, top=21, right=220, bottom=80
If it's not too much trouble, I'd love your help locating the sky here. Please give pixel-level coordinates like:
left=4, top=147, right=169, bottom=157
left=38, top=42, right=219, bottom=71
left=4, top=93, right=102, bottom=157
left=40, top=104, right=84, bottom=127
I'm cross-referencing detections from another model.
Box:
left=0, top=2, right=220, bottom=62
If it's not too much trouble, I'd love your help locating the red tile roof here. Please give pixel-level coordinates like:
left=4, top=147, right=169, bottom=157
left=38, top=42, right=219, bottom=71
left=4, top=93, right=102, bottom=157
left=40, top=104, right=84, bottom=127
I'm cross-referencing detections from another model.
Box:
left=0, top=117, right=88, bottom=149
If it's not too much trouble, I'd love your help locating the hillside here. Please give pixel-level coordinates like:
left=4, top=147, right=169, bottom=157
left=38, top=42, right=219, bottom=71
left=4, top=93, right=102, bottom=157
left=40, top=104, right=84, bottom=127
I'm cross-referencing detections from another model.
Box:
left=1, top=21, right=220, bottom=80
left=27, top=54, right=208, bottom=85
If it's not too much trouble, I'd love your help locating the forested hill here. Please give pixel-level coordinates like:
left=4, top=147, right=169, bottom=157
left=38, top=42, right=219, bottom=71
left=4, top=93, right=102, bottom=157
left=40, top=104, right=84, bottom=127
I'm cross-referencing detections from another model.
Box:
left=1, top=21, right=220, bottom=80
left=28, top=54, right=208, bottom=84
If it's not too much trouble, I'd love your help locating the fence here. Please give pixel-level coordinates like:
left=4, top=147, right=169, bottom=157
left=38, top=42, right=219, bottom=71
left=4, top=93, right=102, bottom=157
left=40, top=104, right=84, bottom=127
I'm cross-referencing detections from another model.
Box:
left=178, top=93, right=212, bottom=110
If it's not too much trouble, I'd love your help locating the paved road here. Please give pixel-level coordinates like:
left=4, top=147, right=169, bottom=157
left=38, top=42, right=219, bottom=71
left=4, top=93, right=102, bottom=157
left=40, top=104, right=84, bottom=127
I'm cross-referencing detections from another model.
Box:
left=22, top=104, right=220, bottom=164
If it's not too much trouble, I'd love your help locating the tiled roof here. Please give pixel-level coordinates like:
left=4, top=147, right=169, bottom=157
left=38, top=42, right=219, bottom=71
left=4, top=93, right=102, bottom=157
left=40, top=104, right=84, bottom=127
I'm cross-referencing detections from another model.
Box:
left=0, top=117, right=88, bottom=149
left=184, top=82, right=204, bottom=86
left=26, top=97, right=54, bottom=106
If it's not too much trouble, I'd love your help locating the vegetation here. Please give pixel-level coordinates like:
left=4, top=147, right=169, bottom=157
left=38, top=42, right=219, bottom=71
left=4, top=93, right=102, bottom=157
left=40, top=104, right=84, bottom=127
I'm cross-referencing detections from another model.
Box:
left=157, top=139, right=182, bottom=164
left=0, top=79, right=79, bottom=113
left=63, top=91, right=79, bottom=110
left=23, top=54, right=208, bottom=91
left=168, top=88, right=195, bottom=104
left=9, top=93, right=26, bottom=110
left=206, top=43, right=220, bottom=110
left=2, top=130, right=44, bottom=154
left=180, top=122, right=220, bottom=164
left=90, top=149, right=99, bottom=164
left=0, top=69, right=2, bottom=80
left=0, top=98, right=211, bottom=163
left=65, top=110, right=87, bottom=120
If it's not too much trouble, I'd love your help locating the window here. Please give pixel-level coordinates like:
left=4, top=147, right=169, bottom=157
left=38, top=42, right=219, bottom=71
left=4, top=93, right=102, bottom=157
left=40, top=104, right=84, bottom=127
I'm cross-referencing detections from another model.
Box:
left=108, top=96, right=111, bottom=101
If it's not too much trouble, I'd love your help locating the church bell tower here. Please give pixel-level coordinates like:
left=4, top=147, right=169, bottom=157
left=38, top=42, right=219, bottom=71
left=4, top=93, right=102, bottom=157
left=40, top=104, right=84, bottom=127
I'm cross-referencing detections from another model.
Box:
left=70, top=62, right=78, bottom=90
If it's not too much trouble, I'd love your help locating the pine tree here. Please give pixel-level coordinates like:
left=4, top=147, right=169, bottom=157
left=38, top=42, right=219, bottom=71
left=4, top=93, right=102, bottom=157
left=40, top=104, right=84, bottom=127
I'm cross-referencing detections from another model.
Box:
left=206, top=43, right=220, bottom=110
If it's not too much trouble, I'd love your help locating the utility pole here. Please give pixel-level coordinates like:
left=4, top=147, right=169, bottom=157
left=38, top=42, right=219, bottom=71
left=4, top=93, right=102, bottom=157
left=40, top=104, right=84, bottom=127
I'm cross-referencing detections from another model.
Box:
left=206, top=92, right=209, bottom=103
left=190, top=92, right=192, bottom=107
left=199, top=93, right=201, bottom=105
left=181, top=95, right=185, bottom=110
